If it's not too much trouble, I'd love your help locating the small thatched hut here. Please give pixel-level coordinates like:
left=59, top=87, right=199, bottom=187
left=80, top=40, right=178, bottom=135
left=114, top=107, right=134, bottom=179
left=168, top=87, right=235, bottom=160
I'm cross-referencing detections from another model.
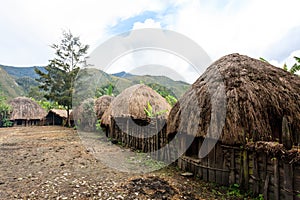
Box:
left=73, top=98, right=97, bottom=132
left=167, top=54, right=300, bottom=199
left=101, top=84, right=171, bottom=152
left=45, top=109, right=73, bottom=126
left=9, top=97, right=47, bottom=126
left=94, top=95, right=114, bottom=119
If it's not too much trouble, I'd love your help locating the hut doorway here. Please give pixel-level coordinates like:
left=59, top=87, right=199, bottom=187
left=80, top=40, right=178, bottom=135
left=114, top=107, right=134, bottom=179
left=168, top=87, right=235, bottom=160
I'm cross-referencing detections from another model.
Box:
left=185, top=136, right=201, bottom=159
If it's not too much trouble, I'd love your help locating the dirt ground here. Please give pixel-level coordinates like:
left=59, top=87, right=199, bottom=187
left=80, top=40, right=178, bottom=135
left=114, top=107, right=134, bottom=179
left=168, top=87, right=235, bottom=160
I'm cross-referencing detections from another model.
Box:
left=0, top=126, right=244, bottom=200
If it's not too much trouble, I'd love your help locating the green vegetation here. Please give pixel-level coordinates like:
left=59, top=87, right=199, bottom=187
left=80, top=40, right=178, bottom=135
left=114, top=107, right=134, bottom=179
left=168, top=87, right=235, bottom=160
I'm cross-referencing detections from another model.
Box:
left=35, top=30, right=89, bottom=126
left=144, top=101, right=168, bottom=117
left=260, top=56, right=300, bottom=74
left=146, top=83, right=178, bottom=106
left=0, top=92, right=13, bottom=127
left=95, top=119, right=102, bottom=131
left=95, top=83, right=118, bottom=98
left=33, top=98, right=64, bottom=111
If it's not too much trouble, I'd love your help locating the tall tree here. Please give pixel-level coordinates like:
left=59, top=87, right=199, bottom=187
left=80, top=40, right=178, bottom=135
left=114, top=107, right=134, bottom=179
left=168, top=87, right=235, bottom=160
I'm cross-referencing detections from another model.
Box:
left=35, top=30, right=89, bottom=126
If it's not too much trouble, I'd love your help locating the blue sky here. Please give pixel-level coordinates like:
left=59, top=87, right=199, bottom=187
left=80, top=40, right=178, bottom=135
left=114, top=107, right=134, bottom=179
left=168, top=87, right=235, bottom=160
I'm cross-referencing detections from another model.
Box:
left=0, top=0, right=299, bottom=75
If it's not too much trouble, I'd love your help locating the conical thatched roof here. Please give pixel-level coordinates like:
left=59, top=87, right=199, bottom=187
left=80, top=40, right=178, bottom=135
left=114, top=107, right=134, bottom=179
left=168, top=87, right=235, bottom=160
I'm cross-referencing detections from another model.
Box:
left=9, top=97, right=47, bottom=120
left=94, top=95, right=114, bottom=119
left=167, top=53, right=300, bottom=145
left=101, top=84, right=171, bottom=126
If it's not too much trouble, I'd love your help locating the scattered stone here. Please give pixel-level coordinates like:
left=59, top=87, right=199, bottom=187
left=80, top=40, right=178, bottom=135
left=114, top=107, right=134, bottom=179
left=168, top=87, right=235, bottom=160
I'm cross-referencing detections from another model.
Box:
left=181, top=172, right=194, bottom=177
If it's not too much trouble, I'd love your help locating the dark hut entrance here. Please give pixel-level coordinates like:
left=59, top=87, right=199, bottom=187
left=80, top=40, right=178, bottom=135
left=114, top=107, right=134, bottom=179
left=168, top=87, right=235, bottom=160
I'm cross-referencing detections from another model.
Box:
left=45, top=109, right=71, bottom=126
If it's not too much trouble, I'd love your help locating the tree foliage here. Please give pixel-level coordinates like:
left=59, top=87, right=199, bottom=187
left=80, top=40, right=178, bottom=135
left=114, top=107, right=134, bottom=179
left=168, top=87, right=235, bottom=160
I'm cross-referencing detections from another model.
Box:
left=95, top=83, right=118, bottom=98
left=35, top=30, right=89, bottom=126
left=289, top=56, right=300, bottom=74
left=146, top=83, right=177, bottom=106
left=0, top=92, right=12, bottom=127
left=260, top=56, right=300, bottom=74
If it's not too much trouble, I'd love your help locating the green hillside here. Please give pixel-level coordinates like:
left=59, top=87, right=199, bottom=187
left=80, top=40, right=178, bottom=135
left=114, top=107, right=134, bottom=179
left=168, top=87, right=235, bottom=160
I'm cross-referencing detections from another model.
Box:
left=0, top=65, right=190, bottom=103
left=73, top=68, right=190, bottom=106
left=0, top=67, right=24, bottom=100
left=123, top=75, right=190, bottom=98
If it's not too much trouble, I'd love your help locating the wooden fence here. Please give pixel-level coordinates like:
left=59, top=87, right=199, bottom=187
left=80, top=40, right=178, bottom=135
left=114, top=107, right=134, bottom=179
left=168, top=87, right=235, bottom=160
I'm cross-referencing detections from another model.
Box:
left=177, top=136, right=300, bottom=200
left=108, top=117, right=169, bottom=160
left=106, top=117, right=300, bottom=199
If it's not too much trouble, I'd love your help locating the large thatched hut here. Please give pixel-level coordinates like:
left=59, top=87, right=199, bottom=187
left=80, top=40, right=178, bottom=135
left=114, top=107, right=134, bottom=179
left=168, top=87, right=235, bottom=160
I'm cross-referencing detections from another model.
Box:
left=101, top=84, right=171, bottom=152
left=94, top=95, right=114, bottom=119
left=9, top=97, right=47, bottom=126
left=167, top=54, right=300, bottom=199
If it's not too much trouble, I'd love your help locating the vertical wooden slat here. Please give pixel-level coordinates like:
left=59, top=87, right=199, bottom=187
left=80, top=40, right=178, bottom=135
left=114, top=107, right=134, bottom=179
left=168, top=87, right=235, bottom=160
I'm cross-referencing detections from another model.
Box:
left=273, top=157, right=280, bottom=200
left=202, top=140, right=208, bottom=182
left=263, top=173, right=270, bottom=200
left=283, top=162, right=294, bottom=200
left=208, top=139, right=216, bottom=183
left=229, top=148, right=236, bottom=185
left=243, top=150, right=249, bottom=189
left=215, top=143, right=223, bottom=185
left=252, top=152, right=259, bottom=195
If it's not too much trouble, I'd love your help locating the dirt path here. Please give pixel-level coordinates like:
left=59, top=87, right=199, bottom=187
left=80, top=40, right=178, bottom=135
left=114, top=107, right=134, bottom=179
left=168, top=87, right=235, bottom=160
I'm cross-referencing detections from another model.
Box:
left=0, top=126, right=235, bottom=199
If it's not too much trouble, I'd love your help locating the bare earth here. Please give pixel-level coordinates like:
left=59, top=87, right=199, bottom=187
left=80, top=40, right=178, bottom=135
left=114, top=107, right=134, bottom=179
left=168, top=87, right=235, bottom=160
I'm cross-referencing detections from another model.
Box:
left=0, top=126, right=224, bottom=200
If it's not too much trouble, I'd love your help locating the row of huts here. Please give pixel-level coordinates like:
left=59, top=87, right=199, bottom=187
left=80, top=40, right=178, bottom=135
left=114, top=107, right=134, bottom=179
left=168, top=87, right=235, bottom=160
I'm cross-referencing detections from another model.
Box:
left=6, top=97, right=71, bottom=126
left=83, top=53, right=300, bottom=200
left=5, top=53, right=300, bottom=199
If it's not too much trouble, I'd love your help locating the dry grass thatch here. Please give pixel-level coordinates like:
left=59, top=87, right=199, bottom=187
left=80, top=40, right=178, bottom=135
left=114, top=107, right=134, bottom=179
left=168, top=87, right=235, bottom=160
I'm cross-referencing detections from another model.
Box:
left=72, top=98, right=97, bottom=131
left=94, top=95, right=114, bottom=119
left=48, top=109, right=68, bottom=119
left=9, top=97, right=47, bottom=120
left=101, top=84, right=171, bottom=126
left=47, top=109, right=73, bottom=119
left=167, top=53, right=300, bottom=145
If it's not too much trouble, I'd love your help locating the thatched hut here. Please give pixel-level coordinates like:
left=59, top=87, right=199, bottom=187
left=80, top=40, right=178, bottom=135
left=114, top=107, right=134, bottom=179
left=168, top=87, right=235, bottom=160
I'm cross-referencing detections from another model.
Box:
left=45, top=109, right=73, bottom=126
left=167, top=54, right=300, bottom=199
left=9, top=97, right=47, bottom=126
left=101, top=84, right=171, bottom=152
left=94, top=95, right=114, bottom=119
left=73, top=98, right=97, bottom=132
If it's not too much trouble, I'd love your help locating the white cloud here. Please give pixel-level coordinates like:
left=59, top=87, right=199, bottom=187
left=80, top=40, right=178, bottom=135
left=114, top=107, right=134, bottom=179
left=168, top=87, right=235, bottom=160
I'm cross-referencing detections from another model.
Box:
left=0, top=0, right=168, bottom=66
left=1, top=0, right=300, bottom=72
left=133, top=19, right=161, bottom=29
left=168, top=0, right=300, bottom=62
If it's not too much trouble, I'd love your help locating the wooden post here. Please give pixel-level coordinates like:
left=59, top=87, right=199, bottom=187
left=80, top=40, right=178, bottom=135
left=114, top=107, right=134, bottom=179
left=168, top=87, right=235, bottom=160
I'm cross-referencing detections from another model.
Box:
left=243, top=150, right=249, bottom=189
left=273, top=157, right=280, bottom=200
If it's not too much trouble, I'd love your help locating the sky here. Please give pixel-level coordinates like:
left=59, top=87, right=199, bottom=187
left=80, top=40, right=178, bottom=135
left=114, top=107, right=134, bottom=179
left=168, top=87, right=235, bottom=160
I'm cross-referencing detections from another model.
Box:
left=1, top=0, right=300, bottom=82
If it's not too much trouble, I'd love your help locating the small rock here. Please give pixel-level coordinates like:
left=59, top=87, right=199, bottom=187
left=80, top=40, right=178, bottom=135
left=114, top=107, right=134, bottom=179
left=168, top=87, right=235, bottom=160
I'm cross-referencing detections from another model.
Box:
left=181, top=172, right=193, bottom=177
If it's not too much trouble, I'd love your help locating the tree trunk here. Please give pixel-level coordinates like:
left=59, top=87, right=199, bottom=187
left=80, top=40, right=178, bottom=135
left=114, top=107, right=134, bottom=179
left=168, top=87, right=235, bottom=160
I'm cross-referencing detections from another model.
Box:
left=67, top=108, right=71, bottom=127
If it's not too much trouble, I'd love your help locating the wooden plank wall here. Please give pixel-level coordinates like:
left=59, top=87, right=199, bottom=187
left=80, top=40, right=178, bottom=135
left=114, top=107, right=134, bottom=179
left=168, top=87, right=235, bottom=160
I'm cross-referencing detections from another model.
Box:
left=177, top=140, right=300, bottom=200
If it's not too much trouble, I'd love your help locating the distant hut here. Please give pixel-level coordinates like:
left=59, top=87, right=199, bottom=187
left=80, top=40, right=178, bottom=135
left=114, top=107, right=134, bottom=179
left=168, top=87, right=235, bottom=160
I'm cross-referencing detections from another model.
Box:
left=9, top=97, right=47, bottom=126
left=101, top=84, right=171, bottom=152
left=167, top=54, right=300, bottom=199
left=73, top=98, right=97, bottom=132
left=94, top=95, right=114, bottom=120
left=45, top=109, right=73, bottom=126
